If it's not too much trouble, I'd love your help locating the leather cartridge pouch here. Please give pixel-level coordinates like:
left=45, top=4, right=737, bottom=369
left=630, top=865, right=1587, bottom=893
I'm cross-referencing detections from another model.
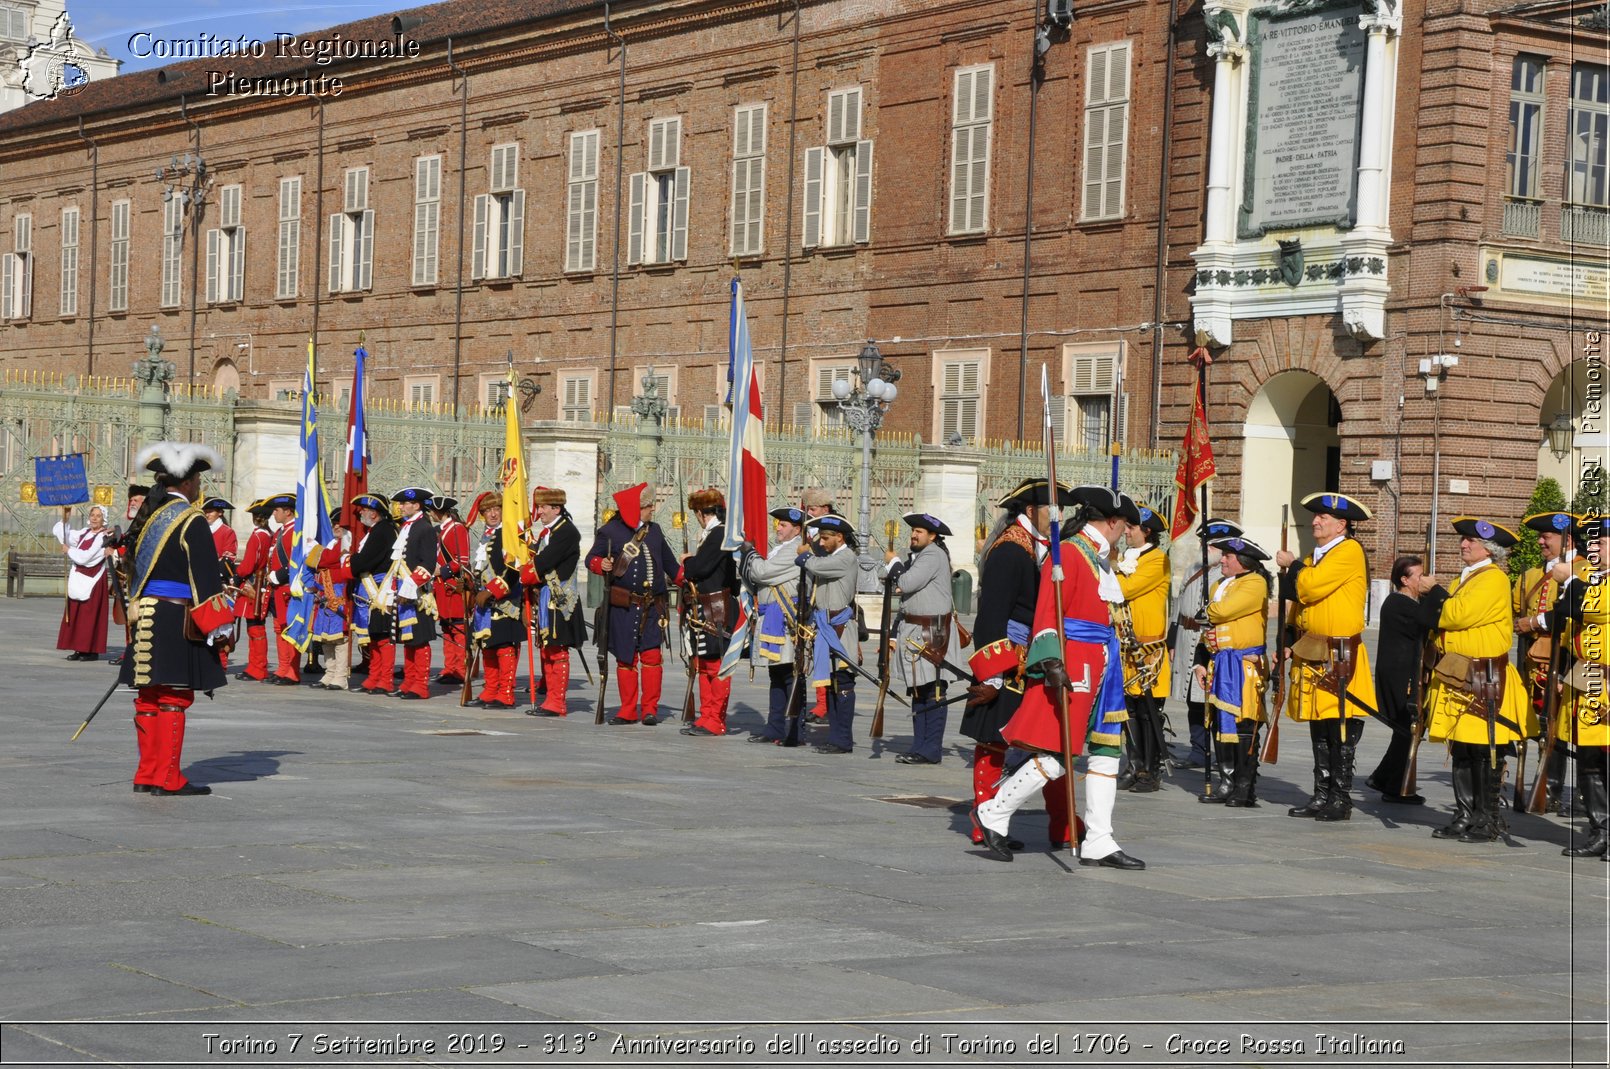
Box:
left=1291, top=632, right=1332, bottom=663
left=1526, top=635, right=1553, bottom=665
left=907, top=613, right=952, bottom=668
left=697, top=591, right=736, bottom=632
left=608, top=585, right=633, bottom=608
left=1433, top=651, right=1475, bottom=692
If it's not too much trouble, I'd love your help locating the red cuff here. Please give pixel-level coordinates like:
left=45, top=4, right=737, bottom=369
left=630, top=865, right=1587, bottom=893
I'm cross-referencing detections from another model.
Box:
left=486, top=577, right=510, bottom=600
left=587, top=555, right=605, bottom=575
left=410, top=566, right=432, bottom=586
left=520, top=563, right=540, bottom=586
left=674, top=564, right=686, bottom=585
left=969, top=638, right=1021, bottom=680
left=190, top=593, right=234, bottom=634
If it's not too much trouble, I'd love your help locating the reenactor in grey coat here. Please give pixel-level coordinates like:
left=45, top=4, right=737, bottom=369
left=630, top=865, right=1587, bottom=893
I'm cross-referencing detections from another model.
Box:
left=802, top=515, right=859, bottom=754
left=740, top=507, right=806, bottom=745
left=885, top=513, right=962, bottom=764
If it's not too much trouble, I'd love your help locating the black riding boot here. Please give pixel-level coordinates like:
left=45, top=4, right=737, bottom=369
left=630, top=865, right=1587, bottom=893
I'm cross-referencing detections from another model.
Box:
left=1564, top=752, right=1609, bottom=858
left=1434, top=744, right=1477, bottom=839
left=1460, top=748, right=1508, bottom=843
left=1545, top=746, right=1568, bottom=815
left=1317, top=719, right=1357, bottom=822
left=1226, top=720, right=1261, bottom=807
left=1289, top=722, right=1332, bottom=818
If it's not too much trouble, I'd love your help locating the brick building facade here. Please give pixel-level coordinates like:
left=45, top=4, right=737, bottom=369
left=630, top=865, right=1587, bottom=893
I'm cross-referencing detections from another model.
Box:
left=0, top=0, right=1605, bottom=575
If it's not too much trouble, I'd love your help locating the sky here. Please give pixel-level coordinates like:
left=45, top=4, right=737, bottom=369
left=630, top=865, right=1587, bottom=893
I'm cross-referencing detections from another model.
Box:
left=67, top=1, right=408, bottom=73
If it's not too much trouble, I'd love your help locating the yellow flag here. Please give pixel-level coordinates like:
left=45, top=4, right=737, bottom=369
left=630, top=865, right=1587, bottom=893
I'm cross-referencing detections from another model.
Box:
left=500, top=362, right=530, bottom=565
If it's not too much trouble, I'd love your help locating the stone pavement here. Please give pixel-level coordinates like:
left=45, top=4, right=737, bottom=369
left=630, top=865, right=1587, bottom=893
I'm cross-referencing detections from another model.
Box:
left=0, top=598, right=1605, bottom=1068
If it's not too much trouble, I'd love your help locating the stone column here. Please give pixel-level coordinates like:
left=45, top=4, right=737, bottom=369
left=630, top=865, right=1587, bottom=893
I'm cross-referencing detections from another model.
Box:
left=1339, top=0, right=1401, bottom=341
left=231, top=402, right=303, bottom=516
left=1200, top=7, right=1247, bottom=248
left=915, top=444, right=985, bottom=577
left=525, top=422, right=606, bottom=551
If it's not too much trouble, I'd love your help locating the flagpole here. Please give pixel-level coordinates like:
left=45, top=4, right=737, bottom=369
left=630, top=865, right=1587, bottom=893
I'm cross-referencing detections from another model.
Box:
left=1196, top=354, right=1210, bottom=610
left=1041, top=366, right=1078, bottom=858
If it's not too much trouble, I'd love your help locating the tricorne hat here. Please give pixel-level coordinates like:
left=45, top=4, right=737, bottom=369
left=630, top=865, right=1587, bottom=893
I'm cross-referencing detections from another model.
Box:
left=770, top=506, right=805, bottom=525
left=1451, top=515, right=1518, bottom=548
left=903, top=512, right=953, bottom=537
left=201, top=497, right=233, bottom=512
left=134, top=442, right=223, bottom=481
left=1300, top=491, right=1371, bottom=522
left=996, top=477, right=1074, bottom=510
left=806, top=514, right=857, bottom=548
left=1209, top=535, right=1270, bottom=562
left=1132, top=502, right=1166, bottom=534
left=392, top=487, right=432, bottom=504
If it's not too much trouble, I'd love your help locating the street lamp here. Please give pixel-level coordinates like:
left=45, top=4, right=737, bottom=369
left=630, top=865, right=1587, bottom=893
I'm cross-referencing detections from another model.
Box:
left=1547, top=411, right=1575, bottom=460
left=833, top=341, right=899, bottom=591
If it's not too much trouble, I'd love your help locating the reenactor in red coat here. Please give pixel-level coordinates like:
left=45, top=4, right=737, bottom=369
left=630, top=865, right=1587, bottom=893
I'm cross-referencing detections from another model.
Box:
left=264, top=494, right=300, bottom=684
left=430, top=495, right=471, bottom=687
left=233, top=500, right=276, bottom=681
left=203, top=498, right=237, bottom=668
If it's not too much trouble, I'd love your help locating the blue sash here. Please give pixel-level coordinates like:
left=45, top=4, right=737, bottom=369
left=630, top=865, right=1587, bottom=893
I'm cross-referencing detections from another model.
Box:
left=471, top=604, right=493, bottom=644
left=1005, top=619, right=1030, bottom=647
left=145, top=579, right=190, bottom=599
left=130, top=498, right=195, bottom=598
left=809, top=606, right=854, bottom=688
left=755, top=597, right=789, bottom=662
left=1063, top=616, right=1127, bottom=737
left=1210, top=644, right=1266, bottom=739
left=536, top=584, right=552, bottom=634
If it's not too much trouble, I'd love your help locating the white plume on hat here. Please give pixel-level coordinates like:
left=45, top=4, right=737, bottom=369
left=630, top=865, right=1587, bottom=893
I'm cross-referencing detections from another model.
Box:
left=135, top=441, right=224, bottom=479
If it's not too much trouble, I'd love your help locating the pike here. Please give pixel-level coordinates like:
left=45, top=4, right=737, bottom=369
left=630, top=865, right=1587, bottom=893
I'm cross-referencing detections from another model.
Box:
left=1262, top=505, right=1291, bottom=767
left=1041, top=365, right=1078, bottom=856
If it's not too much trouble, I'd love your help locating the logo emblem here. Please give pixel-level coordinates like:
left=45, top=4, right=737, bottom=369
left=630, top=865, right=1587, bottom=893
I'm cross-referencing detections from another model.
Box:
left=20, top=13, right=93, bottom=101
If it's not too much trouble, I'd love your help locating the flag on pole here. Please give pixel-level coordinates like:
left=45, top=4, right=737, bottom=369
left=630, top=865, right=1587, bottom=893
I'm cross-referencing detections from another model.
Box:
left=342, top=340, right=369, bottom=543
left=282, top=338, right=335, bottom=652
left=1041, top=365, right=1063, bottom=582
left=1171, top=358, right=1217, bottom=539
left=499, top=357, right=530, bottom=566
left=718, top=277, right=768, bottom=679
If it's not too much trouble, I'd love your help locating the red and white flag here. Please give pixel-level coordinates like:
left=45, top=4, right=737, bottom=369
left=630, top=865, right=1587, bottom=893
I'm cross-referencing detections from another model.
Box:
left=719, top=277, right=767, bottom=678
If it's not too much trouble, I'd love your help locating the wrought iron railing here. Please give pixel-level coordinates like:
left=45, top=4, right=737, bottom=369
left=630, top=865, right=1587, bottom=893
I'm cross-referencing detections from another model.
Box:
left=1501, top=198, right=1541, bottom=239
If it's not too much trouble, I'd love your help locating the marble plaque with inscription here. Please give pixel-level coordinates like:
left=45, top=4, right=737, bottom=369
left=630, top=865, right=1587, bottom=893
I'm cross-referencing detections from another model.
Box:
left=1240, top=3, right=1368, bottom=236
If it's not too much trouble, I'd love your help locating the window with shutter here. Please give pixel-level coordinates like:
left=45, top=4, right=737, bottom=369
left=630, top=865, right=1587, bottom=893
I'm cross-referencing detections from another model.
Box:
left=406, top=376, right=438, bottom=409
left=935, top=353, right=985, bottom=444
left=1063, top=342, right=1124, bottom=452
left=276, top=178, right=300, bottom=299
left=561, top=373, right=594, bottom=421
left=949, top=65, right=994, bottom=235
left=109, top=200, right=130, bottom=311
left=59, top=207, right=78, bottom=316
left=413, top=155, right=442, bottom=286
left=471, top=149, right=525, bottom=280
left=1081, top=42, right=1130, bottom=221
left=730, top=103, right=767, bottom=256
left=210, top=186, right=245, bottom=302
left=161, top=198, right=183, bottom=307
left=638, top=118, right=688, bottom=264
left=812, top=363, right=853, bottom=430
left=331, top=169, right=372, bottom=293
left=490, top=143, right=519, bottom=194
left=566, top=130, right=600, bottom=272
left=812, top=88, right=872, bottom=247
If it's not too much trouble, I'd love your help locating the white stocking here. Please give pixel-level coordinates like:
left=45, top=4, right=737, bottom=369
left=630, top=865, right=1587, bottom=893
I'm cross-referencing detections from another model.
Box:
left=978, top=754, right=1064, bottom=835
left=1081, top=753, right=1122, bottom=860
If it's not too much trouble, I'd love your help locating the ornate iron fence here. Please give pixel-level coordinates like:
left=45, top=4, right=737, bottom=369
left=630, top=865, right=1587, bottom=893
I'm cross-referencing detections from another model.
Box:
left=977, top=439, right=1179, bottom=542
left=598, top=414, right=922, bottom=554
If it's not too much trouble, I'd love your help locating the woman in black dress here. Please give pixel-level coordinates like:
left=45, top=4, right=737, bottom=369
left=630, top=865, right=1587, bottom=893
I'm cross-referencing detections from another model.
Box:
left=1368, top=555, right=1446, bottom=803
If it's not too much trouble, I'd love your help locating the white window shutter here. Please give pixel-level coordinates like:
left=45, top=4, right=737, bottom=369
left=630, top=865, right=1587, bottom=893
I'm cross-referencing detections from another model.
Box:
left=1048, top=394, right=1069, bottom=444
left=1088, top=48, right=1109, bottom=106
left=1104, top=103, right=1129, bottom=219
left=328, top=213, right=345, bottom=292
left=230, top=229, right=245, bottom=301
left=358, top=209, right=374, bottom=289
left=21, top=253, right=31, bottom=317
left=670, top=167, right=690, bottom=261
left=1083, top=109, right=1107, bottom=220
left=950, top=127, right=972, bottom=234
left=567, top=181, right=588, bottom=271
left=471, top=194, right=488, bottom=281
left=1109, top=43, right=1131, bottom=100
left=649, top=122, right=665, bottom=171
left=827, top=92, right=846, bottom=145
left=1, top=253, right=12, bottom=318
left=802, top=147, right=823, bottom=248
left=205, top=228, right=220, bottom=303
left=663, top=118, right=681, bottom=168
left=15, top=215, right=30, bottom=254
left=793, top=402, right=814, bottom=427
left=506, top=190, right=524, bottom=276
left=852, top=140, right=874, bottom=243
left=627, top=172, right=646, bottom=266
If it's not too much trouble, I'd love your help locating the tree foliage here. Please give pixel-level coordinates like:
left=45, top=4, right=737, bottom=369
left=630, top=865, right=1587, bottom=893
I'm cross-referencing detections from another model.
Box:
left=1510, top=477, right=1567, bottom=577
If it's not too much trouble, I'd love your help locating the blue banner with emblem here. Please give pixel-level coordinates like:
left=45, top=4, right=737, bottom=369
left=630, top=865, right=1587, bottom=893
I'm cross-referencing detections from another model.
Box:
left=33, top=454, right=89, bottom=506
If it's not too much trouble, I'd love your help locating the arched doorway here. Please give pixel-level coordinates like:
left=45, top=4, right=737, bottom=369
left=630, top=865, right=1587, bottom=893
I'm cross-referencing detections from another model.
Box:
left=1240, top=370, right=1341, bottom=558
left=1535, top=359, right=1606, bottom=502
left=212, top=359, right=241, bottom=397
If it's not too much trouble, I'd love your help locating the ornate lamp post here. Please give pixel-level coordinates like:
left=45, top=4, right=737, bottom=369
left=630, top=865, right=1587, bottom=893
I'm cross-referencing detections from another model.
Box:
left=1547, top=411, right=1575, bottom=461
left=832, top=341, right=899, bottom=591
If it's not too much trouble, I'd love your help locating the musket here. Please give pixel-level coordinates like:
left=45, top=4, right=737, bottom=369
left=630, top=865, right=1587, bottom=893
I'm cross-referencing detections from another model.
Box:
left=869, top=561, right=900, bottom=739
left=1262, top=504, right=1290, bottom=765
left=1526, top=609, right=1568, bottom=813
left=1041, top=365, right=1078, bottom=855
left=900, top=634, right=971, bottom=689
left=677, top=482, right=701, bottom=724
left=781, top=563, right=814, bottom=745
left=460, top=639, right=482, bottom=707
left=829, top=646, right=911, bottom=705
left=594, top=538, right=614, bottom=725
left=70, top=676, right=124, bottom=741
left=1400, top=629, right=1438, bottom=797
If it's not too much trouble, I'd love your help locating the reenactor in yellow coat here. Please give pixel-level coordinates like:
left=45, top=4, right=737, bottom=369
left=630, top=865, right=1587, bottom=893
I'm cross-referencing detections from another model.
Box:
left=1274, top=492, right=1378, bottom=822
left=1425, top=517, right=1538, bottom=844
left=1513, top=511, right=1591, bottom=812
left=1198, top=536, right=1272, bottom=807
left=1539, top=514, right=1610, bottom=860
left=1116, top=503, right=1171, bottom=792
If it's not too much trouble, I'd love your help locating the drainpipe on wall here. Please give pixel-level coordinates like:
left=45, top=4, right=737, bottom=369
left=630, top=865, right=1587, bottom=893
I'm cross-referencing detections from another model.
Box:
left=448, top=38, right=469, bottom=416
left=312, top=85, right=325, bottom=372
left=604, top=4, right=627, bottom=416
left=1148, top=0, right=1180, bottom=449
left=181, top=95, right=202, bottom=388
left=776, top=0, right=801, bottom=420
left=76, top=117, right=98, bottom=377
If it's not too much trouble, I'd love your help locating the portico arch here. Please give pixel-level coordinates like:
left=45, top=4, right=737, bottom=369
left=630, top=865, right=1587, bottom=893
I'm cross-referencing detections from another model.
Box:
left=1240, top=369, right=1341, bottom=557
left=1535, top=358, right=1607, bottom=501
